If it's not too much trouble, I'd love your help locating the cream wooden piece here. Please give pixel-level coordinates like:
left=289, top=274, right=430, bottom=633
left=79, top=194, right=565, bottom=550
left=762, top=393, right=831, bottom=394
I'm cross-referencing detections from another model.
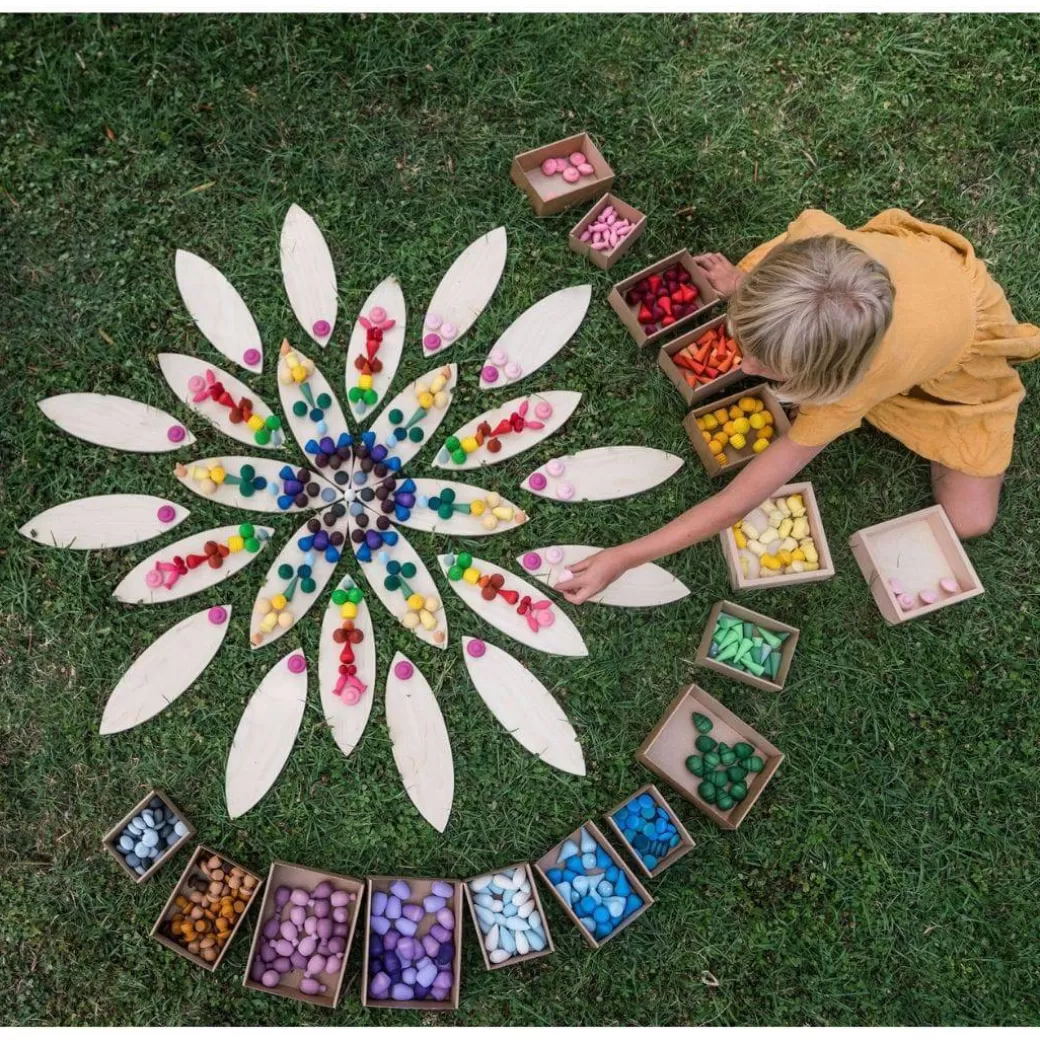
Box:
left=366, top=363, right=457, bottom=471
left=522, top=447, right=684, bottom=502
left=372, top=478, right=527, bottom=538
left=39, top=394, right=195, bottom=453
left=345, top=276, right=406, bottom=422
left=173, top=455, right=340, bottom=513
left=280, top=204, right=337, bottom=348
left=20, top=494, right=189, bottom=550
left=277, top=344, right=351, bottom=460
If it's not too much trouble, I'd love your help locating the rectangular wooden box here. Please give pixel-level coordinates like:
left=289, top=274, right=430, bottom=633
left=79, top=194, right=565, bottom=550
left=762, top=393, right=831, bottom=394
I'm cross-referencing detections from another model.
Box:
left=242, top=860, right=365, bottom=1008
left=694, top=600, right=799, bottom=693
left=534, top=820, right=653, bottom=949
left=682, top=383, right=792, bottom=477
left=719, top=481, right=836, bottom=590
left=636, top=685, right=784, bottom=830
left=848, top=505, right=984, bottom=624
left=604, top=783, right=695, bottom=878
left=150, top=844, right=263, bottom=971
left=101, top=788, right=195, bottom=884
left=463, top=862, right=555, bottom=971
left=510, top=133, right=614, bottom=217
left=568, top=193, right=647, bottom=270
left=360, top=876, right=463, bottom=1011
left=608, top=249, right=720, bottom=348
left=658, top=314, right=745, bottom=407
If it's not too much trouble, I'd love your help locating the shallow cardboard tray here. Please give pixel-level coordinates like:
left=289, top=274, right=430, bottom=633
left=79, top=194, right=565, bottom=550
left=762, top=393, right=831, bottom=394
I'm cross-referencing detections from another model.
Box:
left=848, top=505, right=983, bottom=624
left=101, top=787, right=195, bottom=884
left=658, top=314, right=745, bottom=407
left=603, top=783, right=695, bottom=879
left=636, top=685, right=783, bottom=830
left=463, top=862, right=555, bottom=971
left=534, top=820, right=653, bottom=949
left=510, top=133, right=614, bottom=217
left=694, top=600, right=799, bottom=694
left=242, top=861, right=365, bottom=1008
left=568, top=193, right=647, bottom=271
left=360, top=876, right=463, bottom=1011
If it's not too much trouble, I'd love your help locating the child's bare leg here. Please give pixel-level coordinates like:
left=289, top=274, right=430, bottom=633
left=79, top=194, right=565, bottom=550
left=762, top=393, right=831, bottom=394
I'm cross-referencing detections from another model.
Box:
left=930, top=461, right=1004, bottom=539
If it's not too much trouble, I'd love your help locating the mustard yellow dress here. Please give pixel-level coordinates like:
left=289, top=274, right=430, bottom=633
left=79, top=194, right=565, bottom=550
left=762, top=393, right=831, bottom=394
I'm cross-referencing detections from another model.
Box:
left=737, top=209, right=1040, bottom=476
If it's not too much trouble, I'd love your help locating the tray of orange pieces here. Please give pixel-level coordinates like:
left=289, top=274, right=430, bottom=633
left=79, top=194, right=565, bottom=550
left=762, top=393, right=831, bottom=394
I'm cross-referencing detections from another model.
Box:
left=671, top=326, right=742, bottom=388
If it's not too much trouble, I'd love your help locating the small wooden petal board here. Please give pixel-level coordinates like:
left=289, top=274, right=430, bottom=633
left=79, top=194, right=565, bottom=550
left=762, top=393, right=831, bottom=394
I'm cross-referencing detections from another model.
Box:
left=158, top=353, right=282, bottom=450
left=422, top=226, right=507, bottom=356
left=384, top=653, right=454, bottom=832
left=277, top=344, right=350, bottom=460
left=478, top=284, right=592, bottom=390
left=519, top=544, right=691, bottom=608
left=174, top=455, right=341, bottom=513
left=99, top=605, right=231, bottom=734
left=318, top=585, right=376, bottom=759
left=460, top=636, right=585, bottom=775
left=522, top=446, right=684, bottom=502
left=175, top=249, right=264, bottom=373
left=225, top=648, right=308, bottom=819
left=345, top=276, right=406, bottom=422
left=281, top=204, right=337, bottom=348
left=20, top=494, right=189, bottom=550
left=39, top=394, right=195, bottom=454
left=366, top=363, right=457, bottom=470
left=113, top=524, right=273, bottom=604
left=433, top=391, right=581, bottom=472
left=436, top=554, right=588, bottom=658
left=373, top=478, right=527, bottom=538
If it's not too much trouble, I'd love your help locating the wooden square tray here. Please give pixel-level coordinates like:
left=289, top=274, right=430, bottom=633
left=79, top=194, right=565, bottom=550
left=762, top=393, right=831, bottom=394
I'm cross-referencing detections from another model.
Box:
left=568, top=193, right=647, bottom=270
left=604, top=783, right=695, bottom=878
left=511, top=132, right=614, bottom=217
left=463, top=862, right=554, bottom=971
left=659, top=313, right=745, bottom=407
left=694, top=600, right=799, bottom=693
left=101, top=787, right=194, bottom=884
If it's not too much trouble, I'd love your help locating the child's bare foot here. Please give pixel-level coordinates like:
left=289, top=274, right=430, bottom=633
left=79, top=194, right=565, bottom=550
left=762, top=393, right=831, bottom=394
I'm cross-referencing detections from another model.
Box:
left=693, top=253, right=745, bottom=298
left=930, top=461, right=1003, bottom=539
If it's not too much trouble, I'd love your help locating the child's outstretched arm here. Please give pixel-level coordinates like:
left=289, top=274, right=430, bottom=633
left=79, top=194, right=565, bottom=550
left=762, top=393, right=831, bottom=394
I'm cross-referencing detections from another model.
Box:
left=554, top=434, right=825, bottom=604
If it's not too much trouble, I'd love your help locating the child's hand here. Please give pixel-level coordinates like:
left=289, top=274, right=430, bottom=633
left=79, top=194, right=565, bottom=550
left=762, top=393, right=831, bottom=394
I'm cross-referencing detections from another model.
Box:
left=694, top=253, right=744, bottom=298
left=553, top=547, right=630, bottom=605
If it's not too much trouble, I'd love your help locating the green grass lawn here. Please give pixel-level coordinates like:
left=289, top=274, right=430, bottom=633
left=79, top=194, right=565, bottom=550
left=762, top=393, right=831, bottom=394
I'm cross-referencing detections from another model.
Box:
left=3, top=12, right=1040, bottom=1026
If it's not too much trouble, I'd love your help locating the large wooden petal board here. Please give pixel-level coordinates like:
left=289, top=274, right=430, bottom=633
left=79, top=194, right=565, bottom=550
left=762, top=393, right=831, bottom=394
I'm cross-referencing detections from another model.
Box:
left=436, top=554, right=588, bottom=658
left=281, top=204, right=337, bottom=348
left=519, top=544, right=691, bottom=608
left=370, top=478, right=527, bottom=538
left=175, top=249, right=264, bottom=373
left=460, top=636, right=585, bottom=775
left=99, top=605, right=231, bottom=734
left=433, top=391, right=581, bottom=472
left=522, top=446, right=684, bottom=502
left=345, top=276, right=406, bottom=422
left=225, top=649, right=308, bottom=819
left=158, top=353, right=282, bottom=450
left=277, top=343, right=351, bottom=460
left=478, top=284, right=591, bottom=391
left=422, top=226, right=507, bottom=356
left=173, top=455, right=341, bottom=513
left=365, top=363, right=457, bottom=470
left=318, top=583, right=377, bottom=759
left=384, top=653, right=454, bottom=832
left=20, top=494, right=190, bottom=550
left=113, top=524, right=273, bottom=604
left=39, top=394, right=195, bottom=454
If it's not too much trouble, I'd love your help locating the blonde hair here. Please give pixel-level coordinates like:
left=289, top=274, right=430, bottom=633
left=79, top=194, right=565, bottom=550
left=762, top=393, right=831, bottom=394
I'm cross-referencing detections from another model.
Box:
left=728, top=235, right=895, bottom=405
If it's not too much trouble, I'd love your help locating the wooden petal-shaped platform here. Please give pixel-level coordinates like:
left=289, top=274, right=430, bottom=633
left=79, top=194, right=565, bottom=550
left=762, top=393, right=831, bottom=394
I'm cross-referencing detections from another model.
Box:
left=281, top=204, right=337, bottom=348
left=39, top=394, right=195, bottom=454
left=478, top=284, right=591, bottom=390
left=277, top=342, right=351, bottom=461
left=384, top=653, right=454, bottom=832
left=365, top=363, right=457, bottom=470
left=173, top=456, right=341, bottom=513
left=99, top=605, right=231, bottom=734
left=521, top=446, right=684, bottom=502
left=519, top=544, right=691, bottom=608
left=20, top=494, right=189, bottom=550
left=460, top=636, right=585, bottom=775
left=175, top=249, right=264, bottom=373
left=225, top=648, right=308, bottom=819
left=371, top=478, right=527, bottom=538
left=345, top=276, right=406, bottom=422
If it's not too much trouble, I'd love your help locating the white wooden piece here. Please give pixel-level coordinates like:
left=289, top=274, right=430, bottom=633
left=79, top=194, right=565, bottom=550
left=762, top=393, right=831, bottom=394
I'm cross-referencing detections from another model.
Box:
left=277, top=342, right=351, bottom=460
left=318, top=583, right=376, bottom=759
left=249, top=514, right=348, bottom=651
left=519, top=544, right=691, bottom=608
left=175, top=249, right=264, bottom=373
left=344, top=276, right=406, bottom=422
left=433, top=391, right=582, bottom=472
left=436, top=554, right=588, bottom=658
left=384, top=652, right=454, bottom=832
left=173, top=455, right=341, bottom=513
left=158, top=353, right=282, bottom=450
left=521, top=446, right=684, bottom=502
left=281, top=204, right=337, bottom=348
left=225, top=648, right=308, bottom=819
left=422, top=226, right=507, bottom=356
left=38, top=394, right=196, bottom=454
left=478, top=284, right=591, bottom=390
left=99, top=605, right=231, bottom=734
left=365, top=363, right=457, bottom=470
left=369, top=478, right=527, bottom=538
left=20, top=494, right=189, bottom=550
left=460, top=636, right=585, bottom=775
left=113, top=524, right=273, bottom=604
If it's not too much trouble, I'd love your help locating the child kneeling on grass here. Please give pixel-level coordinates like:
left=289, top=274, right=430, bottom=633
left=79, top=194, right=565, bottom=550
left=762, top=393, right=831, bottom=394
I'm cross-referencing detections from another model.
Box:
left=556, top=208, right=1039, bottom=605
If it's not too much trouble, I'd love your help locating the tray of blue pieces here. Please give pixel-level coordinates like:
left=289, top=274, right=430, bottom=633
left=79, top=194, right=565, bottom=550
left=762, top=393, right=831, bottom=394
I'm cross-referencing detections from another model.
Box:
left=535, top=820, right=653, bottom=949
left=605, top=783, right=695, bottom=878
